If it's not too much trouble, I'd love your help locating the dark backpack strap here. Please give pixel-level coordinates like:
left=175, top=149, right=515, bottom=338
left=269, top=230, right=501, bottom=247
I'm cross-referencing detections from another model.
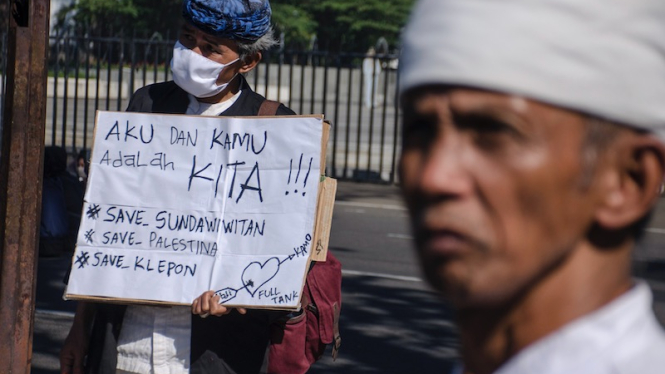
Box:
left=258, top=99, right=281, bottom=116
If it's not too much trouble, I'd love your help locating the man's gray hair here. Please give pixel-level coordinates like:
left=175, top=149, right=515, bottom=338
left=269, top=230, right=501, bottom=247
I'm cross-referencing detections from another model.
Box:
left=237, top=28, right=278, bottom=62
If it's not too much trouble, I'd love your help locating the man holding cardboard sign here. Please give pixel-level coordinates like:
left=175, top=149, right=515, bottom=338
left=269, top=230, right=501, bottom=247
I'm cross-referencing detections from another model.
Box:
left=60, top=1, right=341, bottom=374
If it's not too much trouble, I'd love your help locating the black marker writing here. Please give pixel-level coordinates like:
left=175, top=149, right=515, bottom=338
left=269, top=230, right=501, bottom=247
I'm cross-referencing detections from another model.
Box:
left=292, top=233, right=312, bottom=258
left=225, top=161, right=245, bottom=199
left=155, top=212, right=221, bottom=233
left=101, top=231, right=142, bottom=246
left=286, top=154, right=313, bottom=197
left=149, top=232, right=218, bottom=256
left=209, top=129, right=268, bottom=154
left=235, top=162, right=263, bottom=203
left=188, top=158, right=263, bottom=203
left=84, top=229, right=95, bottom=244
left=133, top=256, right=197, bottom=277
left=213, top=234, right=311, bottom=304
left=221, top=219, right=265, bottom=237
left=271, top=291, right=299, bottom=305
left=86, top=204, right=101, bottom=220
left=157, top=260, right=196, bottom=277
left=188, top=155, right=214, bottom=190
left=302, top=157, right=313, bottom=194
left=99, top=150, right=174, bottom=170
left=134, top=256, right=155, bottom=272
left=103, top=207, right=148, bottom=226
left=153, top=213, right=265, bottom=237
left=104, top=120, right=154, bottom=144
left=91, top=252, right=130, bottom=269
left=171, top=126, right=197, bottom=146
left=75, top=251, right=90, bottom=269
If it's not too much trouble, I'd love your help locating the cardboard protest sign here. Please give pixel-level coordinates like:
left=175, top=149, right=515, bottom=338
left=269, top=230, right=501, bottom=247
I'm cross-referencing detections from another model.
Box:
left=65, top=111, right=327, bottom=310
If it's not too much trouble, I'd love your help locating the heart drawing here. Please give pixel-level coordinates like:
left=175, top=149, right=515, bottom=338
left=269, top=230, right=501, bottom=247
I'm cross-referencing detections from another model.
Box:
left=241, top=257, right=281, bottom=297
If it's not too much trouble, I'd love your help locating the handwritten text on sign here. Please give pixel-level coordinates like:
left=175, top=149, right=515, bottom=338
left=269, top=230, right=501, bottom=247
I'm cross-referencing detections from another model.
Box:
left=65, top=111, right=323, bottom=308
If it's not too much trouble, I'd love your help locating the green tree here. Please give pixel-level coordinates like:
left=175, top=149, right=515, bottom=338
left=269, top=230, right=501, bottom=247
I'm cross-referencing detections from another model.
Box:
left=55, top=0, right=182, bottom=37
left=314, top=0, right=415, bottom=52
left=73, top=0, right=138, bottom=34
left=271, top=3, right=317, bottom=50
left=273, top=0, right=415, bottom=52
left=130, top=0, right=183, bottom=38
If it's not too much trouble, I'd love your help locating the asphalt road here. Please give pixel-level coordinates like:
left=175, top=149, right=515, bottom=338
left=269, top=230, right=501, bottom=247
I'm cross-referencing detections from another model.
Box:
left=30, top=181, right=665, bottom=374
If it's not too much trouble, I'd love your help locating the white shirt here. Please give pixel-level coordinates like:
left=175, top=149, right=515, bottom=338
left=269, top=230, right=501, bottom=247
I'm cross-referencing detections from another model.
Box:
left=185, top=91, right=241, bottom=116
left=493, top=282, right=665, bottom=374
left=116, top=305, right=192, bottom=374
left=116, top=90, right=242, bottom=374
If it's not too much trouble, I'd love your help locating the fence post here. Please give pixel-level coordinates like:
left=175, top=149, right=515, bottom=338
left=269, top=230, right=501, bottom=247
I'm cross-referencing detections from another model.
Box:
left=0, top=0, right=51, bottom=372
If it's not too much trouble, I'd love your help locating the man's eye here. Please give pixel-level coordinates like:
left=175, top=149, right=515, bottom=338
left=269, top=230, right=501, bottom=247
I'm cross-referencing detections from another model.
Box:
left=205, top=45, right=221, bottom=54
left=456, top=116, right=511, bottom=133
left=179, top=34, right=195, bottom=47
left=402, top=118, right=437, bottom=149
left=456, top=115, right=523, bottom=150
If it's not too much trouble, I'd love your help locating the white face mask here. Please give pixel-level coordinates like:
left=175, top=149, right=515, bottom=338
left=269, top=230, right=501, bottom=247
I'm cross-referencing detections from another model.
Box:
left=170, top=41, right=239, bottom=98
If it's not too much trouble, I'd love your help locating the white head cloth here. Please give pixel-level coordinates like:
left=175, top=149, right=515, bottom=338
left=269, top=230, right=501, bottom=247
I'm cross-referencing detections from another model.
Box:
left=399, top=0, right=665, bottom=137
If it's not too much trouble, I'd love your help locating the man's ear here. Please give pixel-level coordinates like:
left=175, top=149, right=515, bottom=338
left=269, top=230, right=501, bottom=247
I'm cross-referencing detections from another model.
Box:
left=238, top=52, right=262, bottom=74
left=595, top=134, right=665, bottom=230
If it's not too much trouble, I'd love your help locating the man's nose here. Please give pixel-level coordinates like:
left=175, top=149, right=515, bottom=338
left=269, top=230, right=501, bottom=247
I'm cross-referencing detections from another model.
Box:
left=418, top=133, right=474, bottom=198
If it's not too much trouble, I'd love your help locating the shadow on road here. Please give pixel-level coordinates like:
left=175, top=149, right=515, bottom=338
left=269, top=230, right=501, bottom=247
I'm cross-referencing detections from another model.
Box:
left=335, top=181, right=404, bottom=204
left=310, top=274, right=459, bottom=374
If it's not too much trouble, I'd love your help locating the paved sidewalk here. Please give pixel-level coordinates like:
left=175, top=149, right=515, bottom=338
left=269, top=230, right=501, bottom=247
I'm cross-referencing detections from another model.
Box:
left=334, top=180, right=404, bottom=207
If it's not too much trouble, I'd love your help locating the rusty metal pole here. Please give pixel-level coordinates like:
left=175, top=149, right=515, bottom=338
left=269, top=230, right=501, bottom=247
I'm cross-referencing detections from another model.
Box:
left=0, top=0, right=50, bottom=372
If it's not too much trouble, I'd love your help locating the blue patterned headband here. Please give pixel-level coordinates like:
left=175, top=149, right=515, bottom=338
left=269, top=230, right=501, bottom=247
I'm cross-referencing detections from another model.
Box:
left=182, top=0, right=271, bottom=42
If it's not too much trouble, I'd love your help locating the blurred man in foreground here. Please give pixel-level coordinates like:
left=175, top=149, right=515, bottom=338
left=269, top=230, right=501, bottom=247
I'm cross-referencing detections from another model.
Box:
left=398, top=0, right=665, bottom=373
